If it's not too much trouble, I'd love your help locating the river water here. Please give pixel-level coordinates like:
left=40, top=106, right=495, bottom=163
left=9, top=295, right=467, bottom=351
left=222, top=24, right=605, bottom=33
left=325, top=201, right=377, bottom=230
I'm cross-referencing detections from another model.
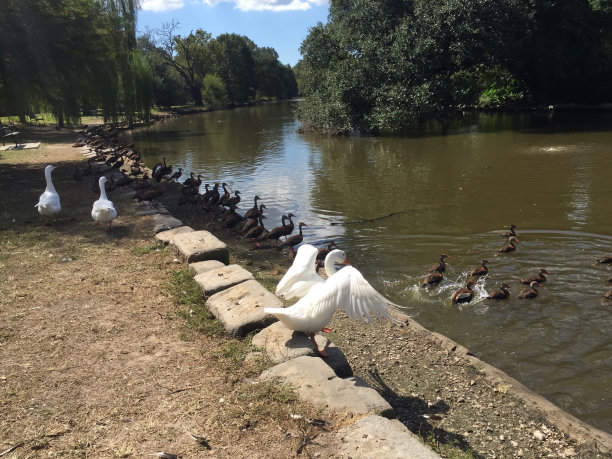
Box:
left=130, top=101, right=612, bottom=433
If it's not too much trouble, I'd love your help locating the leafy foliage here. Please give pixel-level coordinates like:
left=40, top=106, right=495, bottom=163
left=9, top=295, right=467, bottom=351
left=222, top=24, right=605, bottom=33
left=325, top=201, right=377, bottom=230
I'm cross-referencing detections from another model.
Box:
left=297, top=0, right=612, bottom=135
left=143, top=26, right=299, bottom=107
left=0, top=0, right=152, bottom=126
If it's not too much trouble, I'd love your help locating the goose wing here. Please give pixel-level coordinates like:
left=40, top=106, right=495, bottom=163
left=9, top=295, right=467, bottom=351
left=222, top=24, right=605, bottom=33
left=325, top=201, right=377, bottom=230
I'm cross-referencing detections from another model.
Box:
left=275, top=244, right=320, bottom=298
left=306, top=266, right=404, bottom=325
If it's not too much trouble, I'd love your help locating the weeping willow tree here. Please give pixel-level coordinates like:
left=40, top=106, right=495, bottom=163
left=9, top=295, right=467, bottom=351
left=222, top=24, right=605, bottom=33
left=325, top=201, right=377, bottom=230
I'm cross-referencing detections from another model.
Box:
left=0, top=0, right=152, bottom=127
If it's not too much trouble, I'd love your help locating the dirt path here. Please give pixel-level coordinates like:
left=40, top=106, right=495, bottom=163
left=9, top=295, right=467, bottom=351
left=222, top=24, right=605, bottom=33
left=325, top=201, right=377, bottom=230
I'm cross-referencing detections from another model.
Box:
left=0, top=133, right=335, bottom=458
left=1, top=125, right=610, bottom=458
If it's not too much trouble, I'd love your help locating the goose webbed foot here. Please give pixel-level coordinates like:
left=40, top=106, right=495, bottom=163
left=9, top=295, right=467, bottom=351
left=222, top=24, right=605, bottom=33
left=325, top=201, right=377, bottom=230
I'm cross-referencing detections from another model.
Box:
left=308, top=332, right=328, bottom=357
left=320, top=327, right=333, bottom=333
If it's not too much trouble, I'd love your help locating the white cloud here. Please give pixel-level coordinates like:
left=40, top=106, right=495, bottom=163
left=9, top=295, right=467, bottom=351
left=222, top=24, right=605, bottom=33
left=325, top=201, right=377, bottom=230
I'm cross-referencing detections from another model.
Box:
left=203, top=0, right=328, bottom=12
left=140, top=0, right=185, bottom=12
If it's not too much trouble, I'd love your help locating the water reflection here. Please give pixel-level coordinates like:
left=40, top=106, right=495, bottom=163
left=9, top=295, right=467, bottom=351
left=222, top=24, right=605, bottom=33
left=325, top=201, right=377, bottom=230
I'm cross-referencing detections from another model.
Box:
left=129, top=103, right=612, bottom=433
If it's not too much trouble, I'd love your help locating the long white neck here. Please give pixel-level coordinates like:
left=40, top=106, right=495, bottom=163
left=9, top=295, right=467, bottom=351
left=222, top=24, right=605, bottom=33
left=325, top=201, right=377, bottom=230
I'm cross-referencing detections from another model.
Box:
left=324, top=255, right=339, bottom=277
left=45, top=166, right=56, bottom=193
left=99, top=178, right=108, bottom=200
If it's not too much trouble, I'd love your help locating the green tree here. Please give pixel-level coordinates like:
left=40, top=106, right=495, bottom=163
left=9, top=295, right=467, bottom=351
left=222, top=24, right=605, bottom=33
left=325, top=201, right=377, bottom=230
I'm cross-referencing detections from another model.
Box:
left=209, top=34, right=256, bottom=105
left=150, top=21, right=211, bottom=106
left=0, top=0, right=151, bottom=126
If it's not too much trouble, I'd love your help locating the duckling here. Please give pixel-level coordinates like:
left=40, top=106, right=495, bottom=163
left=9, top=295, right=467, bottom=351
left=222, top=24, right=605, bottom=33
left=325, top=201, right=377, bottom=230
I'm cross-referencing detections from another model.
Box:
left=487, top=283, right=511, bottom=299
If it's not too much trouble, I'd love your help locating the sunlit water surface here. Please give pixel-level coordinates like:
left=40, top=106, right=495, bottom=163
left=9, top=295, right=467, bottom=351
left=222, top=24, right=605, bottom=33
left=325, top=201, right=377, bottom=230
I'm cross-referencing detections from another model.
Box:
left=129, top=102, right=612, bottom=433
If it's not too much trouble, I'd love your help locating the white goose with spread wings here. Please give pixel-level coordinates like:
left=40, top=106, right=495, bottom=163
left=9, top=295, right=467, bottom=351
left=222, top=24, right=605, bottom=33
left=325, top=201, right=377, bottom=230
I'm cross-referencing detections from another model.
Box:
left=267, top=249, right=404, bottom=356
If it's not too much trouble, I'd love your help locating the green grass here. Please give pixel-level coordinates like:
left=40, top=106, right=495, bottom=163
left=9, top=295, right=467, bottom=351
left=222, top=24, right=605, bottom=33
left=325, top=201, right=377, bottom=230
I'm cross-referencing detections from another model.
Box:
left=131, top=241, right=166, bottom=256
left=164, top=268, right=225, bottom=337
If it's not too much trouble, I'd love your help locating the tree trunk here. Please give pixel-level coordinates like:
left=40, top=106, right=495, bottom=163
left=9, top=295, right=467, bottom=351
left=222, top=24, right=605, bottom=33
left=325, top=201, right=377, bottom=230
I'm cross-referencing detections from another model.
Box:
left=190, top=83, right=204, bottom=106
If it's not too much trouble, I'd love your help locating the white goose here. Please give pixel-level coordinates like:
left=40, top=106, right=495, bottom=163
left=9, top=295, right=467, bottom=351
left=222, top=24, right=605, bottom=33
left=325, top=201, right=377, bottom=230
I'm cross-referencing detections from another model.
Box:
left=266, top=249, right=405, bottom=356
left=91, top=176, right=117, bottom=230
left=275, top=244, right=323, bottom=300
left=35, top=164, right=61, bottom=225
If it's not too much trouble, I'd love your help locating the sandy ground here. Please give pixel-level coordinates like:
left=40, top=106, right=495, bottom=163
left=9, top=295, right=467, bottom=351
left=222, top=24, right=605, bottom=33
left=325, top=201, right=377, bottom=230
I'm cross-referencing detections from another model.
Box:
left=0, top=124, right=610, bottom=458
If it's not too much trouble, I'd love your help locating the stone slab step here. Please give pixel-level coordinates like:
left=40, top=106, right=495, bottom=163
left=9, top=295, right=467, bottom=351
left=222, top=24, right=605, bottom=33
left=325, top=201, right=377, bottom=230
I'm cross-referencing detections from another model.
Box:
left=189, top=260, right=226, bottom=275
left=156, top=226, right=195, bottom=245
left=194, top=264, right=254, bottom=296
left=152, top=214, right=184, bottom=234
left=171, top=230, right=229, bottom=264
left=206, top=279, right=280, bottom=337
left=334, top=415, right=441, bottom=458
left=250, top=322, right=352, bottom=378
left=260, top=356, right=394, bottom=418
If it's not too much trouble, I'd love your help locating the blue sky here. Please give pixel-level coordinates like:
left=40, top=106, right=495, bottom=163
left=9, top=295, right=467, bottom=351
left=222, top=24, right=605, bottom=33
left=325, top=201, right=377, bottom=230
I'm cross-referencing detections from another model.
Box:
left=137, top=0, right=330, bottom=67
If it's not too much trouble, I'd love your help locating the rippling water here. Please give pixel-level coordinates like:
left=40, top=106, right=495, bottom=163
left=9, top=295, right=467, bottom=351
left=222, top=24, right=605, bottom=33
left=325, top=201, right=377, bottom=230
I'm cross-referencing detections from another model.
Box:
left=129, top=102, right=612, bottom=432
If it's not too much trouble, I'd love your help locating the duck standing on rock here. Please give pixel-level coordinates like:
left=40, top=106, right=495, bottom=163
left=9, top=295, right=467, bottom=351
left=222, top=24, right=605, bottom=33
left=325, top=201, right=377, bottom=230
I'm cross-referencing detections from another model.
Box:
left=487, top=283, right=511, bottom=300
left=35, top=165, right=61, bottom=225
left=266, top=249, right=405, bottom=357
left=521, top=268, right=550, bottom=284
left=519, top=281, right=541, bottom=299
left=469, top=259, right=489, bottom=277
left=451, top=280, right=477, bottom=305
left=91, top=176, right=117, bottom=230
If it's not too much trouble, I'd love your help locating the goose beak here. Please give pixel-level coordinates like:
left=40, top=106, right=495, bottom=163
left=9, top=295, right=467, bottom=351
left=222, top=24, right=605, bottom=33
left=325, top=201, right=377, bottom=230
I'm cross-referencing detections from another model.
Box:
left=343, top=257, right=350, bottom=265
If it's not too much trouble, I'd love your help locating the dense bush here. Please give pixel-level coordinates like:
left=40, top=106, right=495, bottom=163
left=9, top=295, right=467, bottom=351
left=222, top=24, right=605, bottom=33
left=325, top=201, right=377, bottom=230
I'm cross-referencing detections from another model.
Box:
left=297, top=0, right=612, bottom=135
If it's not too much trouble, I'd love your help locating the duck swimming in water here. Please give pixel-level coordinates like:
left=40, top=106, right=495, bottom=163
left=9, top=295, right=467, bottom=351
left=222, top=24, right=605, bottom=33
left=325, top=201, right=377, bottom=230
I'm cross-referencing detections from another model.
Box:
left=428, top=254, right=450, bottom=273
left=521, top=268, right=550, bottom=284
left=498, top=237, right=519, bottom=253
left=487, top=283, right=511, bottom=300
left=519, top=281, right=541, bottom=299
left=501, top=224, right=517, bottom=238
left=35, top=165, right=61, bottom=225
left=266, top=249, right=404, bottom=356
left=469, top=259, right=489, bottom=277
left=596, top=256, right=612, bottom=264
left=451, top=280, right=477, bottom=305
left=422, top=266, right=444, bottom=288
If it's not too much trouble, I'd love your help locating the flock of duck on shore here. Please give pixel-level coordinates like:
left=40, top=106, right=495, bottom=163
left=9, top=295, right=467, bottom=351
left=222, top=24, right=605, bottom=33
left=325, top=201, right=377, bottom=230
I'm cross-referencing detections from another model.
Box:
left=422, top=224, right=612, bottom=303
left=37, top=126, right=612, bottom=310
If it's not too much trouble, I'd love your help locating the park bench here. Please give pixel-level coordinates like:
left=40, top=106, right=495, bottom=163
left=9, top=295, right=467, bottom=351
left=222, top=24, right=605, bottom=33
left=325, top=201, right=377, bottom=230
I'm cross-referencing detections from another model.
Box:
left=1, top=123, right=22, bottom=146
left=29, top=113, right=45, bottom=124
